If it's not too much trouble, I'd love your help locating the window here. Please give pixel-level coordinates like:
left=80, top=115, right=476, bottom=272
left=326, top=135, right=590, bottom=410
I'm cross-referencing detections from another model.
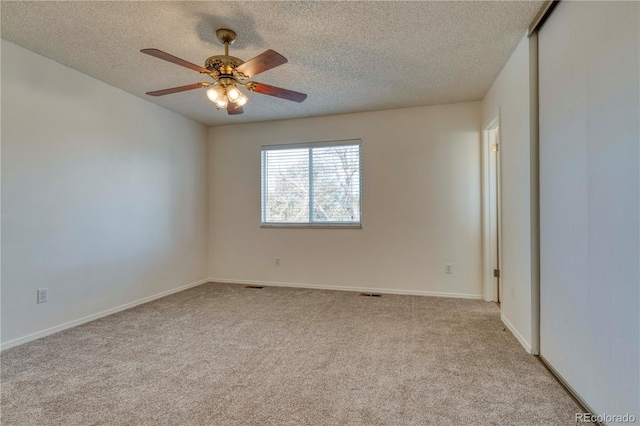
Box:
left=261, top=140, right=362, bottom=227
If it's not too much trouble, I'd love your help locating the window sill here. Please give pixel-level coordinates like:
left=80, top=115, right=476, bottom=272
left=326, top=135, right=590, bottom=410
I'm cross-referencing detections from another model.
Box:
left=261, top=224, right=362, bottom=229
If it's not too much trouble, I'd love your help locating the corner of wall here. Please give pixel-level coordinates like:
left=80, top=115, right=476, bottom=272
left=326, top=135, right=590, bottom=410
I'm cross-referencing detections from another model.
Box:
left=480, top=33, right=536, bottom=354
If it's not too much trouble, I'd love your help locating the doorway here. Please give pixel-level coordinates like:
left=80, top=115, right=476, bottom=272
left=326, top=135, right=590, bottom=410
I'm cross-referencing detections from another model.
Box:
left=482, top=115, right=502, bottom=303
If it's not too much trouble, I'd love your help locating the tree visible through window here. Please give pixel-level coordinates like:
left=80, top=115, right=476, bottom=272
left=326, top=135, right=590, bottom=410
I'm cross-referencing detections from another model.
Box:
left=261, top=141, right=361, bottom=226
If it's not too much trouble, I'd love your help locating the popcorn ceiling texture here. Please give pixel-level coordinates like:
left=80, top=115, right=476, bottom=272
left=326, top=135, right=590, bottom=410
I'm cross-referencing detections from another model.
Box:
left=1, top=1, right=543, bottom=126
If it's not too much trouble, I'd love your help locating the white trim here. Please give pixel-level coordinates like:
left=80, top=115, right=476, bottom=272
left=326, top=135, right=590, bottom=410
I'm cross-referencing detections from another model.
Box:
left=209, top=278, right=484, bottom=300
left=482, top=127, right=493, bottom=301
left=482, top=109, right=502, bottom=302
left=261, top=138, right=361, bottom=150
left=528, top=33, right=541, bottom=357
left=501, top=313, right=533, bottom=354
left=261, top=141, right=363, bottom=228
left=0, top=278, right=210, bottom=351
left=261, top=223, right=362, bottom=229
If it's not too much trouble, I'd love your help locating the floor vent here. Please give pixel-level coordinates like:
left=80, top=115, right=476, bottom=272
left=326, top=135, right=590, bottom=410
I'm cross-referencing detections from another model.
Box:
left=245, top=285, right=264, bottom=289
left=360, top=293, right=382, bottom=297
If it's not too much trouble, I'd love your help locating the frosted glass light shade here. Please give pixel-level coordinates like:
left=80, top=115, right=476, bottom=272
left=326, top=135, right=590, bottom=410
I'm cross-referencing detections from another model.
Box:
left=235, top=93, right=248, bottom=107
left=207, top=86, right=225, bottom=103
left=214, top=94, right=228, bottom=109
left=227, top=86, right=241, bottom=101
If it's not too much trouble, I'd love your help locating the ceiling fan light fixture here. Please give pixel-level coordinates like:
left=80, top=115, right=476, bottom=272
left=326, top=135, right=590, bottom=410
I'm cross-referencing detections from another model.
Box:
left=214, top=94, right=228, bottom=109
left=235, top=92, right=248, bottom=107
left=206, top=85, right=225, bottom=103
left=226, top=85, right=241, bottom=102
left=142, top=28, right=307, bottom=116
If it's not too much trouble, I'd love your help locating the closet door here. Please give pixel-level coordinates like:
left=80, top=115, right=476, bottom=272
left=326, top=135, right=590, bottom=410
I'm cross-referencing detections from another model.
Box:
left=539, top=0, right=639, bottom=417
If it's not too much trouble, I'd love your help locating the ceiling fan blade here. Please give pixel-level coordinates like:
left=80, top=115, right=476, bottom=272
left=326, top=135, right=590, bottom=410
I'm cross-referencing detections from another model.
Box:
left=141, top=49, right=209, bottom=74
left=235, top=50, right=287, bottom=78
left=248, top=82, right=307, bottom=103
left=227, top=103, right=244, bottom=115
left=146, top=83, right=206, bottom=96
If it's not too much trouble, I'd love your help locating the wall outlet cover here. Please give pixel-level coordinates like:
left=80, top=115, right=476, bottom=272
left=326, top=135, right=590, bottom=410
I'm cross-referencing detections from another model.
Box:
left=37, top=288, right=48, bottom=304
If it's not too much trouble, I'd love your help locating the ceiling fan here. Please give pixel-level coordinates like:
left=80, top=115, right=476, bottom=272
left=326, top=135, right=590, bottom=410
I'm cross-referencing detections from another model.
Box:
left=141, top=28, right=307, bottom=115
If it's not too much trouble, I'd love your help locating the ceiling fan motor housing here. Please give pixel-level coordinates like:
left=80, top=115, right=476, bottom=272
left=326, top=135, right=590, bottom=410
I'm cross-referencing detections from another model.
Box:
left=204, top=55, right=245, bottom=78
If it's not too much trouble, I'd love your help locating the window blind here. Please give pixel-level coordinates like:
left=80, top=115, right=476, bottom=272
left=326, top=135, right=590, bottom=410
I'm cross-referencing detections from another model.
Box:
left=261, top=140, right=362, bottom=227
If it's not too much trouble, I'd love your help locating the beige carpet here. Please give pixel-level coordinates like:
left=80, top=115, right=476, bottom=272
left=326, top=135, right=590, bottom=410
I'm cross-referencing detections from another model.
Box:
left=1, top=283, right=580, bottom=425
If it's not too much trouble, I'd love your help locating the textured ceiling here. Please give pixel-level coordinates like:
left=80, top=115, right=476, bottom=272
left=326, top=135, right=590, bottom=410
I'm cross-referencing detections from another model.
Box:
left=1, top=1, right=543, bottom=126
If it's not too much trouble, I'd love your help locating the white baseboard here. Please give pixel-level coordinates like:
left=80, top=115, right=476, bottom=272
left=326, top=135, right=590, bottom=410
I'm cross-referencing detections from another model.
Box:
left=2, top=278, right=484, bottom=351
left=209, top=278, right=484, bottom=300
left=501, top=313, right=533, bottom=354
left=0, top=278, right=210, bottom=351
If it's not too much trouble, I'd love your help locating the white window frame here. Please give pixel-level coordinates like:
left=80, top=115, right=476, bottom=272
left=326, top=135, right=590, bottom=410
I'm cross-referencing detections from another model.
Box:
left=261, top=139, right=362, bottom=228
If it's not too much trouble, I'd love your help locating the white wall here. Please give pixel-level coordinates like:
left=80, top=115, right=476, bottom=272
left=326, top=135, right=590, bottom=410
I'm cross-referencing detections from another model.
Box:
left=539, top=1, right=639, bottom=419
left=481, top=35, right=537, bottom=353
left=1, top=41, right=209, bottom=348
left=209, top=102, right=483, bottom=298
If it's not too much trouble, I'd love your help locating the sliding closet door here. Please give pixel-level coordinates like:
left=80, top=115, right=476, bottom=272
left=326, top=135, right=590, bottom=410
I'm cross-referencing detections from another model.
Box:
left=539, top=0, right=639, bottom=418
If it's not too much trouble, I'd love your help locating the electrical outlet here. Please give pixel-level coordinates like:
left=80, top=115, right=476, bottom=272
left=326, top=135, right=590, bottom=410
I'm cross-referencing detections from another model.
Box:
left=445, top=263, right=452, bottom=274
left=275, top=257, right=280, bottom=266
left=37, top=288, right=48, bottom=304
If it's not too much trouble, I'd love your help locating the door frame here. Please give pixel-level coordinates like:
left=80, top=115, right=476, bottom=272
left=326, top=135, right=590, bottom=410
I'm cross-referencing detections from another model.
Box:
left=482, top=109, right=502, bottom=302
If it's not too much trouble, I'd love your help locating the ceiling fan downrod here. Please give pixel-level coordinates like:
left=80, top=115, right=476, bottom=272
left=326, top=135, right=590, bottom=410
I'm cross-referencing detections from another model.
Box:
left=216, top=28, right=236, bottom=57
